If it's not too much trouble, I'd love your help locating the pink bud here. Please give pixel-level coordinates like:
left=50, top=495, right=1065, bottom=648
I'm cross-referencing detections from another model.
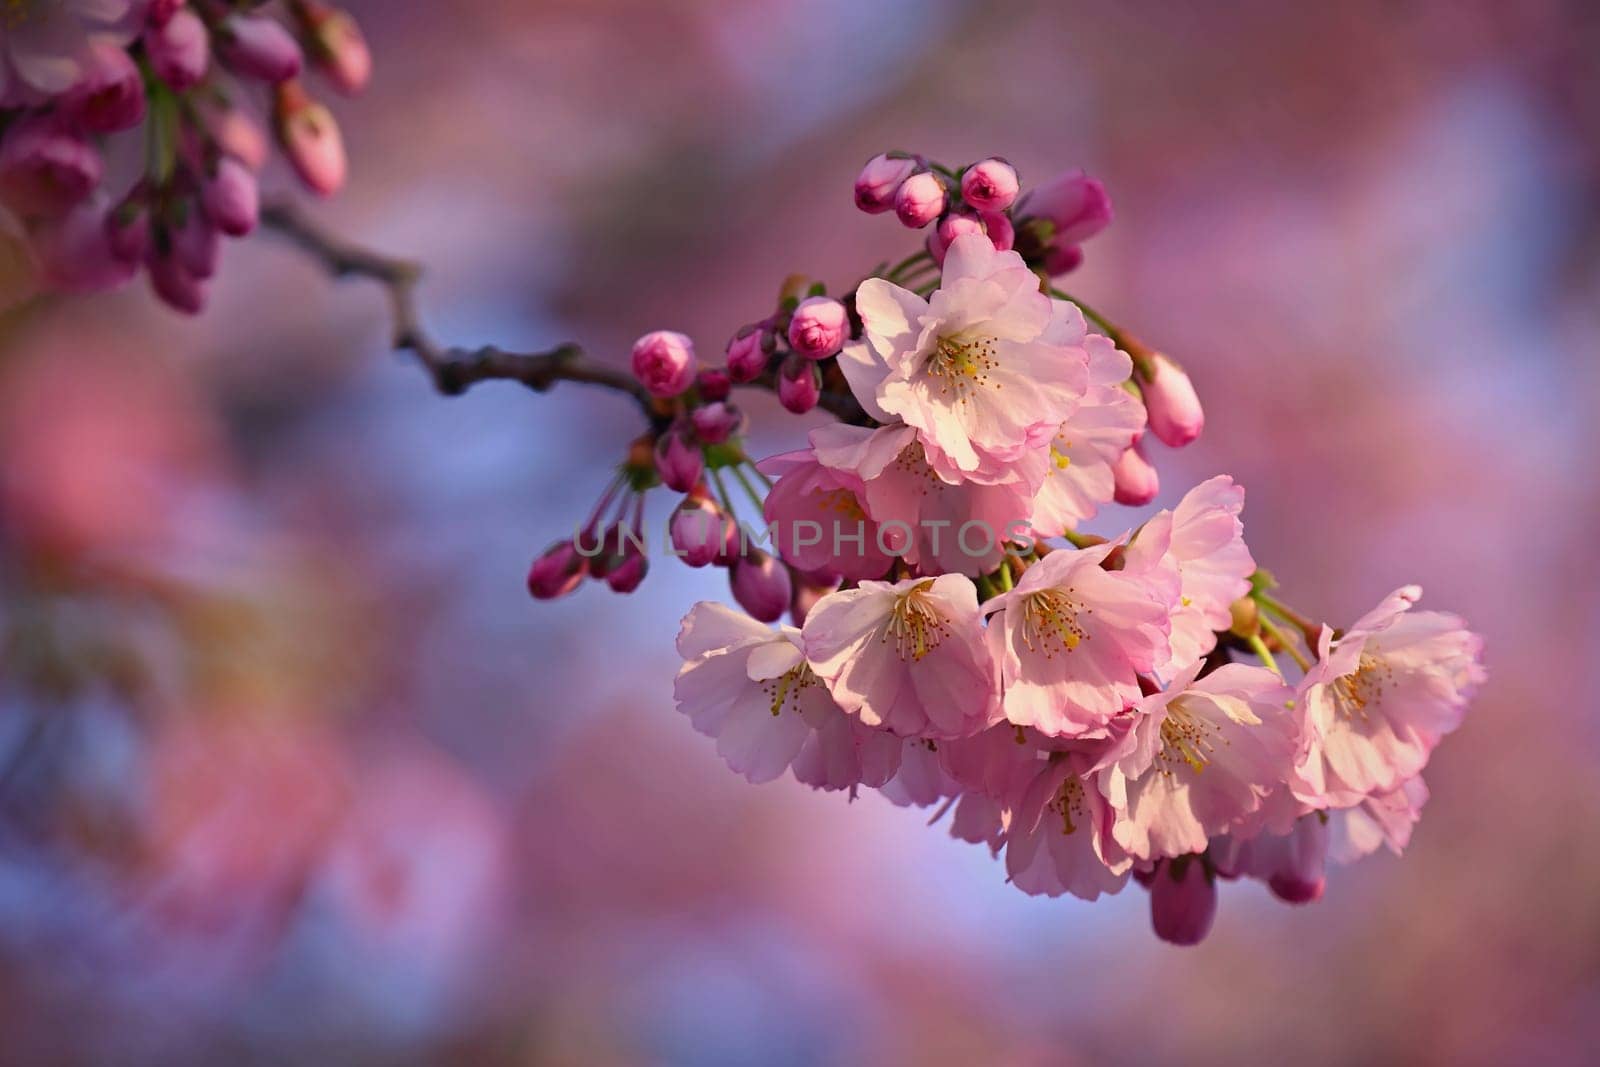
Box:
left=730, top=550, right=792, bottom=623
left=202, top=156, right=260, bottom=237
left=301, top=4, right=372, bottom=96
left=31, top=197, right=136, bottom=294
left=61, top=43, right=146, bottom=134
left=960, top=158, right=1019, bottom=213
left=172, top=206, right=220, bottom=279
left=630, top=329, right=697, bottom=398
left=854, top=153, right=916, bottom=214
left=144, top=9, right=210, bottom=92
left=218, top=16, right=304, bottom=83
left=697, top=368, right=732, bottom=402
left=1139, top=354, right=1203, bottom=448
left=789, top=572, right=839, bottom=626
left=689, top=401, right=743, bottom=446
left=787, top=296, right=849, bottom=360
left=777, top=353, right=821, bottom=414
left=0, top=116, right=102, bottom=216
left=146, top=250, right=208, bottom=315
left=606, top=552, right=649, bottom=594
left=894, top=171, right=946, bottom=229
left=929, top=211, right=984, bottom=264
left=981, top=210, right=1015, bottom=251
left=106, top=192, right=150, bottom=264
left=1023, top=169, right=1113, bottom=245
left=527, top=541, right=587, bottom=600
left=1042, top=243, right=1084, bottom=276
left=654, top=427, right=703, bottom=493
left=725, top=327, right=770, bottom=384
left=1149, top=857, right=1217, bottom=946
left=273, top=81, right=346, bottom=196
left=1265, top=818, right=1329, bottom=905
left=1111, top=439, right=1159, bottom=506
left=206, top=107, right=270, bottom=171
left=147, top=0, right=186, bottom=27
left=670, top=493, right=727, bottom=568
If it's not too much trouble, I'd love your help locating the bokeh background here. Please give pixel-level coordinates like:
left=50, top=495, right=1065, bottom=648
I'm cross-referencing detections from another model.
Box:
left=1, top=1, right=1598, bottom=1063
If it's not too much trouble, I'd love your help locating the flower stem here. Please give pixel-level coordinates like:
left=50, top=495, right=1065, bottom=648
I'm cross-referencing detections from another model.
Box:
left=1247, top=633, right=1283, bottom=677
left=1049, top=287, right=1118, bottom=339
left=708, top=466, right=739, bottom=519
left=731, top=465, right=766, bottom=513
left=1258, top=614, right=1311, bottom=672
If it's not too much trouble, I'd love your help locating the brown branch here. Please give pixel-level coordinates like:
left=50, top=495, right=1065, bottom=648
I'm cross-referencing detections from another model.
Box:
left=261, top=199, right=871, bottom=427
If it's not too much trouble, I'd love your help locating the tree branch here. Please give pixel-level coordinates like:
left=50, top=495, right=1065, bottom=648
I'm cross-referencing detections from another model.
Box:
left=261, top=200, right=871, bottom=427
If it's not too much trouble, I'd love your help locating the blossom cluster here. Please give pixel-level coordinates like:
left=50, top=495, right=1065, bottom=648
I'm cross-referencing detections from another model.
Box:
left=533, top=154, right=1486, bottom=944
left=0, top=0, right=368, bottom=312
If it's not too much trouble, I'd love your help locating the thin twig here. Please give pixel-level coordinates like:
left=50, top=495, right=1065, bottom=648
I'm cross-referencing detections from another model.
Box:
left=262, top=200, right=871, bottom=426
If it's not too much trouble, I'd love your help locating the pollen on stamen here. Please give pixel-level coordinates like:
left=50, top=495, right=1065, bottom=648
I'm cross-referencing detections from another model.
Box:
left=925, top=335, right=1000, bottom=405
left=1019, top=588, right=1090, bottom=657
left=880, top=580, right=952, bottom=662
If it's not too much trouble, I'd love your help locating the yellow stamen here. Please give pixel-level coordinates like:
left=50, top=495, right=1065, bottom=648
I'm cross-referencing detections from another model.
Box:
left=881, top=580, right=950, bottom=662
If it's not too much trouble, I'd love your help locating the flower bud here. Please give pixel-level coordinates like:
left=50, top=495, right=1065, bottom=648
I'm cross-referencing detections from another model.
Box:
left=654, top=427, right=703, bottom=493
left=697, top=367, right=732, bottom=402
left=787, top=295, right=849, bottom=360
left=960, top=158, right=1019, bottom=212
left=981, top=210, right=1015, bottom=252
left=106, top=191, right=150, bottom=264
left=147, top=0, right=186, bottom=27
left=1024, top=169, right=1113, bottom=245
left=144, top=9, right=210, bottom=92
left=1266, top=817, right=1328, bottom=905
left=146, top=249, right=208, bottom=315
left=630, top=329, right=697, bottom=398
left=689, top=401, right=743, bottom=446
left=725, top=327, right=769, bottom=383
left=218, top=16, right=304, bottom=83
left=0, top=116, right=102, bottom=216
left=31, top=197, right=136, bottom=293
left=1139, top=353, right=1203, bottom=448
left=172, top=206, right=220, bottom=279
left=273, top=81, right=347, bottom=196
left=854, top=153, right=917, bottom=214
left=894, top=171, right=946, bottom=229
left=731, top=550, right=792, bottom=623
left=1149, top=857, right=1216, bottom=946
left=789, top=571, right=839, bottom=627
left=298, top=3, right=372, bottom=96
left=61, top=43, right=146, bottom=134
left=670, top=492, right=726, bottom=568
left=606, top=552, right=649, bottom=593
left=1043, top=243, right=1085, bottom=276
left=1111, top=439, right=1159, bottom=506
left=777, top=353, right=821, bottom=414
left=527, top=541, right=587, bottom=600
left=202, top=156, right=260, bottom=237
left=206, top=106, right=270, bottom=172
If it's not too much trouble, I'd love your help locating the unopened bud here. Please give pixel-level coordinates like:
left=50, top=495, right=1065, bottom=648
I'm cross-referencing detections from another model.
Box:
left=202, top=156, right=260, bottom=237
left=218, top=15, right=304, bottom=83
left=1138, top=352, right=1203, bottom=448
left=654, top=426, right=704, bottom=493
left=960, top=158, right=1019, bottom=213
left=144, top=8, right=210, bottom=92
left=725, top=326, right=769, bottom=383
left=630, top=329, right=697, bottom=398
left=894, top=171, right=946, bottom=229
left=670, top=492, right=727, bottom=568
left=690, top=401, right=744, bottom=445
left=1111, top=439, right=1159, bottom=507
left=731, top=549, right=792, bottom=623
left=273, top=81, right=346, bottom=196
left=787, top=296, right=849, bottom=360
left=697, top=367, right=732, bottom=402
left=777, top=353, right=821, bottom=414
left=528, top=541, right=587, bottom=600
left=297, top=2, right=372, bottom=96
left=1149, top=857, right=1216, bottom=946
left=854, top=153, right=917, bottom=214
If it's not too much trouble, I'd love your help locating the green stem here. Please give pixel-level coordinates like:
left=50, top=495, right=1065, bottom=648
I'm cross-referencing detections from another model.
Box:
left=1246, top=633, right=1283, bottom=677
left=1061, top=529, right=1099, bottom=550
left=995, top=562, right=1014, bottom=593
left=1258, top=593, right=1322, bottom=647
left=884, top=249, right=931, bottom=282
left=731, top=465, right=766, bottom=513
left=708, top=466, right=739, bottom=519
left=1258, top=615, right=1312, bottom=672
left=1048, top=287, right=1118, bottom=339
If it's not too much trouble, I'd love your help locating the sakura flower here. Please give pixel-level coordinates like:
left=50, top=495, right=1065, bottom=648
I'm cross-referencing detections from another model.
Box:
left=1327, top=775, right=1429, bottom=863
left=674, top=602, right=854, bottom=785
left=1099, top=662, right=1298, bottom=860
left=1293, top=587, right=1484, bottom=808
left=839, top=233, right=1088, bottom=483
left=758, top=438, right=896, bottom=583
left=790, top=710, right=901, bottom=793
left=983, top=542, right=1174, bottom=738
left=1029, top=333, right=1147, bottom=537
left=808, top=421, right=1036, bottom=577
left=1004, top=755, right=1129, bottom=901
left=0, top=0, right=140, bottom=105
left=1122, top=475, right=1255, bottom=677
left=1213, top=814, right=1329, bottom=904
left=802, top=573, right=999, bottom=740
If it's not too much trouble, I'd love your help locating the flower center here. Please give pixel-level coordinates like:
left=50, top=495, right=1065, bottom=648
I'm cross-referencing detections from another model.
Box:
left=761, top=662, right=821, bottom=717
left=817, top=487, right=866, bottom=522
left=1330, top=653, right=1391, bottom=722
left=1020, top=588, right=1089, bottom=656
left=925, top=334, right=999, bottom=403
left=1050, top=774, right=1087, bottom=835
left=882, top=580, right=950, bottom=662
left=1048, top=443, right=1073, bottom=471
left=1156, top=700, right=1226, bottom=775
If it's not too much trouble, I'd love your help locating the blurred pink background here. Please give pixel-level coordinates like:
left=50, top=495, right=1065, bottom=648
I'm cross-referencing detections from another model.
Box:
left=1, top=1, right=1597, bottom=1063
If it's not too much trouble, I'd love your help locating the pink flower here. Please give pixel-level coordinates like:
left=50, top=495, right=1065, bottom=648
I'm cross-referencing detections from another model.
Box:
left=1098, top=662, right=1298, bottom=860
left=853, top=153, right=916, bottom=215
left=1327, top=775, right=1429, bottom=863
left=758, top=437, right=896, bottom=583
left=1019, top=168, right=1113, bottom=276
left=0, top=0, right=139, bottom=104
left=1110, top=437, right=1159, bottom=506
left=1122, top=475, right=1255, bottom=677
left=630, top=329, right=697, bottom=398
left=675, top=602, right=859, bottom=785
left=960, top=158, right=1020, bottom=213
left=787, top=295, right=849, bottom=360
left=1148, top=856, right=1216, bottom=945
left=1213, top=815, right=1328, bottom=904
left=802, top=573, right=999, bottom=739
left=1293, top=586, right=1484, bottom=808
left=1004, top=755, right=1130, bottom=900
left=808, top=422, right=1036, bottom=577
left=893, top=170, right=946, bottom=228
left=984, top=542, right=1174, bottom=738
left=841, top=234, right=1088, bottom=483
left=1138, top=352, right=1203, bottom=448
left=1029, top=334, right=1146, bottom=536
